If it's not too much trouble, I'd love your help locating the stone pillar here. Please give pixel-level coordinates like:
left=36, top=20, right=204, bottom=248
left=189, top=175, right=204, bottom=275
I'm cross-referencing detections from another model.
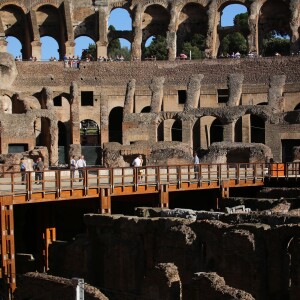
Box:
left=227, top=74, right=244, bottom=107
left=205, top=1, right=219, bottom=58
left=242, top=114, right=251, bottom=143
left=223, top=123, right=234, bottom=143
left=150, top=77, right=165, bottom=113
left=96, top=6, right=109, bottom=58
left=131, top=4, right=143, bottom=61
left=182, top=120, right=192, bottom=148
left=247, top=1, right=260, bottom=54
left=289, top=1, right=300, bottom=54
left=123, top=79, right=136, bottom=117
left=167, top=5, right=178, bottom=61
left=30, top=10, right=42, bottom=60
left=63, top=0, right=75, bottom=58
left=100, top=93, right=109, bottom=145
left=184, top=74, right=204, bottom=110
left=0, top=16, right=7, bottom=53
left=268, top=75, right=286, bottom=112
left=70, top=82, right=81, bottom=145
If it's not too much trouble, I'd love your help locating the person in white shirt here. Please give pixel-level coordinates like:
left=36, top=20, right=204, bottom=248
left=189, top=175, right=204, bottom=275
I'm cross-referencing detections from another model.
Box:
left=132, top=155, right=144, bottom=183
left=76, top=155, right=86, bottom=182
left=193, top=151, right=200, bottom=179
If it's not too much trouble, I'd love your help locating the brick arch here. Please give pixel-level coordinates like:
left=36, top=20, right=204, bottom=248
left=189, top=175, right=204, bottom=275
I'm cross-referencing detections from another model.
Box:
left=177, top=0, right=209, bottom=12
left=0, top=1, right=27, bottom=13
left=217, top=0, right=250, bottom=11
left=155, top=112, right=178, bottom=125
left=140, top=0, right=169, bottom=12
left=109, top=5, right=133, bottom=18
left=31, top=0, right=60, bottom=11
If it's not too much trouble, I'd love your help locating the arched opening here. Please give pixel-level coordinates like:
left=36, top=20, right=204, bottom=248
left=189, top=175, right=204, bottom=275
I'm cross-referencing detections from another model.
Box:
left=142, top=5, right=169, bottom=59
left=143, top=35, right=167, bottom=60
left=0, top=5, right=30, bottom=59
left=80, top=119, right=102, bottom=165
left=157, top=121, right=164, bottom=141
left=107, top=37, right=131, bottom=60
left=75, top=36, right=96, bottom=60
left=210, top=118, right=223, bottom=144
left=37, top=5, right=64, bottom=59
left=294, top=103, right=300, bottom=110
left=258, top=0, right=291, bottom=56
left=6, top=36, right=22, bottom=60
left=41, top=36, right=59, bottom=61
left=80, top=119, right=99, bottom=146
left=109, top=107, right=123, bottom=143
left=219, top=4, right=249, bottom=56
left=58, top=121, right=68, bottom=164
left=109, top=8, right=132, bottom=30
left=177, top=3, right=208, bottom=58
left=251, top=115, right=265, bottom=143
left=172, top=119, right=182, bottom=142
left=141, top=106, right=151, bottom=113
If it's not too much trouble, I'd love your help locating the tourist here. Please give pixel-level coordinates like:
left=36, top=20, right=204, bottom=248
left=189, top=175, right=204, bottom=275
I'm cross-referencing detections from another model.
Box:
left=193, top=151, right=199, bottom=179
left=70, top=155, right=77, bottom=179
left=76, top=155, right=86, bottom=182
left=35, top=157, right=44, bottom=184
left=132, top=155, right=144, bottom=183
left=20, top=158, right=26, bottom=185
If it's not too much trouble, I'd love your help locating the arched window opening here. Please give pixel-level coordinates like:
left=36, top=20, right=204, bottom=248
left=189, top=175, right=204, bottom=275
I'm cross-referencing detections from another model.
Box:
left=41, top=36, right=59, bottom=61
left=143, top=35, right=167, bottom=60
left=210, top=119, right=223, bottom=144
left=0, top=5, right=29, bottom=59
left=37, top=5, right=63, bottom=59
left=109, top=107, right=123, bottom=143
left=141, top=106, right=151, bottom=113
left=75, top=36, right=96, bottom=60
left=219, top=4, right=249, bottom=57
left=251, top=115, right=265, bottom=144
left=107, top=36, right=131, bottom=61
left=109, top=8, right=132, bottom=30
left=258, top=0, right=291, bottom=56
left=80, top=119, right=99, bottom=146
left=157, top=121, right=164, bottom=141
left=6, top=36, right=22, bottom=60
left=172, top=120, right=182, bottom=142
left=53, top=96, right=62, bottom=106
left=177, top=3, right=208, bottom=58
left=294, top=103, right=300, bottom=110
left=142, top=5, right=169, bottom=59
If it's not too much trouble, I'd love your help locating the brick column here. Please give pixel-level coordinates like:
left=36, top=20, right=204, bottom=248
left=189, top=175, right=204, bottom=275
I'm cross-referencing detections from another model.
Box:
left=223, top=123, right=234, bottom=143
left=205, top=1, right=219, bottom=58
left=29, top=10, right=41, bottom=60
left=96, top=6, right=109, bottom=58
left=167, top=5, right=178, bottom=61
left=290, top=1, right=300, bottom=54
left=248, top=1, right=259, bottom=54
left=131, top=4, right=143, bottom=61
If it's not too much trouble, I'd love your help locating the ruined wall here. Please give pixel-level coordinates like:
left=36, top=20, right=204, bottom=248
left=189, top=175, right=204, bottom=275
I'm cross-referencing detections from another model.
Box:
left=49, top=212, right=300, bottom=300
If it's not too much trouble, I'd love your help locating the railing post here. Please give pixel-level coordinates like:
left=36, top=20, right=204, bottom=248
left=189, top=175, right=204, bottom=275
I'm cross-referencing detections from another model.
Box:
left=56, top=170, right=61, bottom=199
left=99, top=188, right=111, bottom=214
left=160, top=184, right=169, bottom=208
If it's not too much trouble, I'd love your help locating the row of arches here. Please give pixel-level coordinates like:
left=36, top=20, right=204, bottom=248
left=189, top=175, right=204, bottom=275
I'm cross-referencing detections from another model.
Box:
left=0, top=0, right=296, bottom=60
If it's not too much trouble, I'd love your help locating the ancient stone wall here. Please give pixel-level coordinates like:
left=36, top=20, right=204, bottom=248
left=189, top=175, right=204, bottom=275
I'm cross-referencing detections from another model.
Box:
left=48, top=212, right=300, bottom=300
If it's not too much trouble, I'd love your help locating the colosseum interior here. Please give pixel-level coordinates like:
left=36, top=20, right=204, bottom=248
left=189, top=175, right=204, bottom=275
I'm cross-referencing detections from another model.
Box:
left=0, top=0, right=300, bottom=299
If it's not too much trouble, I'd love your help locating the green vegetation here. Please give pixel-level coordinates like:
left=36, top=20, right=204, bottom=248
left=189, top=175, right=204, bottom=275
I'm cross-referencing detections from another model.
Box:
left=144, top=35, right=168, bottom=60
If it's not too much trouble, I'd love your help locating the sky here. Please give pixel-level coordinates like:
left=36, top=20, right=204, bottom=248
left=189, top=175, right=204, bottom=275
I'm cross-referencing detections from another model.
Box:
left=6, top=4, right=246, bottom=60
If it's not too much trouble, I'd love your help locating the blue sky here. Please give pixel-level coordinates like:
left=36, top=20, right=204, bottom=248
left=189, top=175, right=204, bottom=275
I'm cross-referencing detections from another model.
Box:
left=6, top=4, right=246, bottom=59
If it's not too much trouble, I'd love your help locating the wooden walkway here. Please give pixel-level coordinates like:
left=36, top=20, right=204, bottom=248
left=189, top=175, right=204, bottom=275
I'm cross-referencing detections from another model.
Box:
left=0, top=162, right=298, bottom=296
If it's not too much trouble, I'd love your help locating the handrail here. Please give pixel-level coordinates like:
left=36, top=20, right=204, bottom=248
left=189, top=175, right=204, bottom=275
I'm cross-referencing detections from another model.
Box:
left=0, top=162, right=272, bottom=197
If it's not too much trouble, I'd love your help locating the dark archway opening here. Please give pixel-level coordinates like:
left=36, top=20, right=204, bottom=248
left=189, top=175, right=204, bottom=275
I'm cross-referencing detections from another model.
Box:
left=172, top=120, right=182, bottom=142
left=210, top=119, right=223, bottom=144
left=251, top=115, right=265, bottom=143
left=109, top=107, right=123, bottom=143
